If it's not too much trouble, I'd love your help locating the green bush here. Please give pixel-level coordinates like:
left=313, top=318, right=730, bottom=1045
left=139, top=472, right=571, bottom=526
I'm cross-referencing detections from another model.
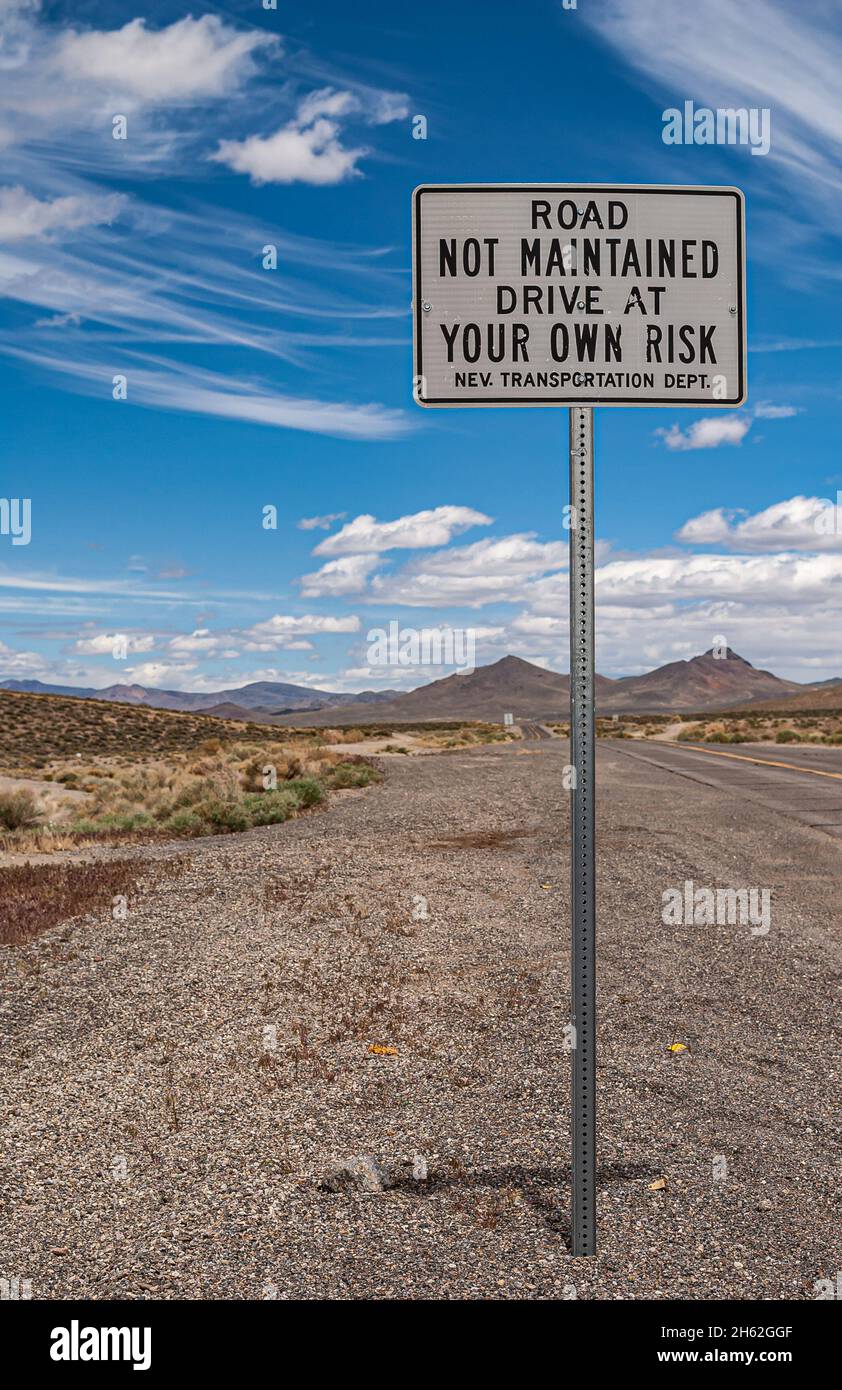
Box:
left=162, top=808, right=205, bottom=835
left=0, top=789, right=42, bottom=830
left=242, top=790, right=297, bottom=825
left=775, top=729, right=798, bottom=743
left=325, top=762, right=379, bottom=789
left=194, top=798, right=250, bottom=831
left=284, top=776, right=325, bottom=806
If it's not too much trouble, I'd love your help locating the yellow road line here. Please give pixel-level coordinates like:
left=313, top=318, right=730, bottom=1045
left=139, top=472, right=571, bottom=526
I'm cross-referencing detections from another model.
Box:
left=659, top=741, right=842, bottom=782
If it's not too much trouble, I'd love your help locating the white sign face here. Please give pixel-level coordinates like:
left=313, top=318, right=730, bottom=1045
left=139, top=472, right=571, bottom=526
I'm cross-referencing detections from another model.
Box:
left=412, top=185, right=745, bottom=408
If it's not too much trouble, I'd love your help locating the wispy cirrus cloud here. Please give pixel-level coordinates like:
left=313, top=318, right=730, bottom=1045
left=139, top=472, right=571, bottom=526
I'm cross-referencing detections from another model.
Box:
left=0, top=4, right=411, bottom=437
left=4, top=348, right=410, bottom=441
left=583, top=0, right=842, bottom=225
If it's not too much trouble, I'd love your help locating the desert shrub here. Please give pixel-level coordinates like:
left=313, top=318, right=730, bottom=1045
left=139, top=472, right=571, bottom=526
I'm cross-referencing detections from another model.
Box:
left=284, top=776, right=325, bottom=807
left=0, top=788, right=42, bottom=830
left=92, top=811, right=156, bottom=831
left=160, top=808, right=204, bottom=834
left=823, top=731, right=842, bottom=745
left=241, top=790, right=298, bottom=825
left=240, top=759, right=267, bottom=792
left=194, top=798, right=250, bottom=831
left=775, top=729, right=797, bottom=743
left=325, top=762, right=379, bottom=789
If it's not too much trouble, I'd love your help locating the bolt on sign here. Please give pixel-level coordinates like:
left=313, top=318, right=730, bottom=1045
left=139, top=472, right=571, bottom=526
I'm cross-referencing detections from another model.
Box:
left=412, top=184, right=746, bottom=407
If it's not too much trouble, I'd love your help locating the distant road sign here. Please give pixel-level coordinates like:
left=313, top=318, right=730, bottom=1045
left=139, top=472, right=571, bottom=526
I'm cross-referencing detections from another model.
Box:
left=412, top=184, right=745, bottom=407
left=503, top=712, right=514, bottom=726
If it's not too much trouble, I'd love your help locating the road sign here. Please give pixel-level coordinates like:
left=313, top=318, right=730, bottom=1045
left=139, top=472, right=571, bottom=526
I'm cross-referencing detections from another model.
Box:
left=410, top=182, right=748, bottom=1260
left=503, top=712, right=514, bottom=726
left=412, top=184, right=745, bottom=407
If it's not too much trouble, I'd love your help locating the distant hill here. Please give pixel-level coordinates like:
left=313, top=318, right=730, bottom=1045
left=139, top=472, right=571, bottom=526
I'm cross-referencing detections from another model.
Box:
left=730, top=684, right=842, bottom=713
left=3, top=651, right=839, bottom=727
left=0, top=677, right=399, bottom=716
left=597, top=648, right=802, bottom=714
left=279, top=655, right=616, bottom=725
left=275, top=650, right=827, bottom=725
left=0, top=687, right=292, bottom=764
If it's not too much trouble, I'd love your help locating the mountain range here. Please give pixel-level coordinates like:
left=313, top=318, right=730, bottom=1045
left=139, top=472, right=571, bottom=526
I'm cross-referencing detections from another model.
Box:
left=0, top=677, right=399, bottom=716
left=3, top=650, right=840, bottom=725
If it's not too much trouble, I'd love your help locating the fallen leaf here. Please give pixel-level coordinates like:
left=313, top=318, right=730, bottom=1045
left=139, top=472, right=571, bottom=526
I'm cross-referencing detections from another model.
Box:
left=368, top=1044, right=399, bottom=1056
left=540, top=883, right=553, bottom=890
left=667, top=1042, right=688, bottom=1052
left=648, top=1177, right=668, bottom=1192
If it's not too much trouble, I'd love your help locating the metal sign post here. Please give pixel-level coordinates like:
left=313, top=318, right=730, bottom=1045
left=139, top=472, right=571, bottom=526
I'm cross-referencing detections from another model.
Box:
left=569, top=406, right=596, bottom=1256
left=411, top=182, right=746, bottom=1260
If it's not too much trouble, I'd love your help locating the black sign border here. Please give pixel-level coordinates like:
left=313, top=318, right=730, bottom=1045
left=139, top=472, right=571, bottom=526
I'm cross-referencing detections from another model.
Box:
left=412, top=184, right=746, bottom=408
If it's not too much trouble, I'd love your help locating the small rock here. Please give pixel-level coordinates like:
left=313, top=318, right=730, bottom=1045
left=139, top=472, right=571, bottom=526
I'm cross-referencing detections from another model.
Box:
left=320, top=1155, right=431, bottom=1193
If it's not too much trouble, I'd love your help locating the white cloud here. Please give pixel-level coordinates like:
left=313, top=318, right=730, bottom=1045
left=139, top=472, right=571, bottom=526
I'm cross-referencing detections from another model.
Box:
left=314, top=506, right=491, bottom=557
left=0, top=636, right=53, bottom=676
left=211, top=85, right=407, bottom=186
left=297, top=512, right=347, bottom=531
left=55, top=16, right=277, bottom=104
left=365, top=534, right=567, bottom=608
left=753, top=401, right=800, bottom=419
left=677, top=495, right=842, bottom=551
left=122, top=660, right=198, bottom=687
left=0, top=185, right=124, bottom=242
left=213, top=85, right=411, bottom=187
left=213, top=117, right=365, bottom=187
left=73, top=631, right=156, bottom=656
left=656, top=415, right=752, bottom=450
left=300, top=553, right=380, bottom=598
left=243, top=613, right=360, bottom=651
left=167, top=629, right=239, bottom=658
left=582, top=0, right=842, bottom=230
left=5, top=349, right=411, bottom=441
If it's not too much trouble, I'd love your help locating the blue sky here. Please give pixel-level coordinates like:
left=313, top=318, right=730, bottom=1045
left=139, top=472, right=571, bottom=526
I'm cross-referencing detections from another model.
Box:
left=2, top=0, right=842, bottom=691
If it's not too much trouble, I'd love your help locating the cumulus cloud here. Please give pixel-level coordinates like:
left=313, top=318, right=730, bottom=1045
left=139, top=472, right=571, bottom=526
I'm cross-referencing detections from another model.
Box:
left=72, top=631, right=156, bottom=656
left=656, top=415, right=753, bottom=450
left=314, top=506, right=491, bottom=557
left=55, top=15, right=277, bottom=103
left=300, top=553, right=380, bottom=598
left=167, top=629, right=239, bottom=658
left=677, top=495, right=842, bottom=551
left=364, top=534, right=567, bottom=608
left=0, top=185, right=125, bottom=242
left=212, top=85, right=408, bottom=186
left=242, top=613, right=360, bottom=651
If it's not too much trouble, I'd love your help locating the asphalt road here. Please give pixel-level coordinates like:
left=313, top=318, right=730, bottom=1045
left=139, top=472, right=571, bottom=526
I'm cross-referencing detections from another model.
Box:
left=1, top=739, right=839, bottom=1299
left=611, top=739, right=842, bottom=842
left=519, top=720, right=552, bottom=740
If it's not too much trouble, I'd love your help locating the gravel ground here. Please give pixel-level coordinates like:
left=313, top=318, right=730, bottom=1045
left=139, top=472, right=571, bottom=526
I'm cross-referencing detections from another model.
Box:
left=0, top=740, right=839, bottom=1300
